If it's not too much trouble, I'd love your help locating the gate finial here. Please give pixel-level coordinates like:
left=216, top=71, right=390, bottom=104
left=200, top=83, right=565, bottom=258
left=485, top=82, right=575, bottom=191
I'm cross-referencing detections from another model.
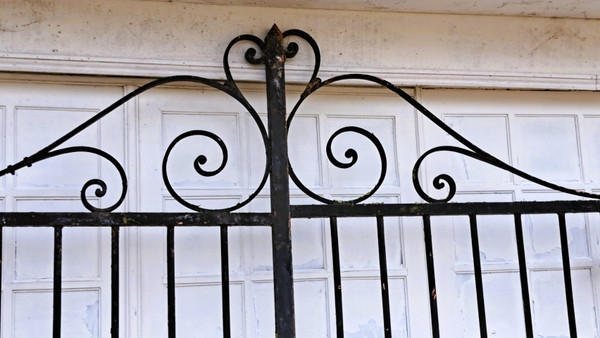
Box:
left=265, top=24, right=285, bottom=65
left=269, top=23, right=282, bottom=36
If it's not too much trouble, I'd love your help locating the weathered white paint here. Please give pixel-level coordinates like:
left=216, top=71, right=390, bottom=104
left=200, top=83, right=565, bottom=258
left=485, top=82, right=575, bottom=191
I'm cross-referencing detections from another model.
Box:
left=155, top=0, right=600, bottom=19
left=0, top=81, right=124, bottom=337
left=0, top=0, right=599, bottom=89
left=418, top=89, right=600, bottom=337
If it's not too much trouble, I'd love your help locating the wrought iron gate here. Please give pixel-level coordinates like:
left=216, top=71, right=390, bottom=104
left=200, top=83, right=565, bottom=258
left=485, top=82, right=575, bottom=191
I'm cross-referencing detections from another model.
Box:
left=0, top=25, right=598, bottom=337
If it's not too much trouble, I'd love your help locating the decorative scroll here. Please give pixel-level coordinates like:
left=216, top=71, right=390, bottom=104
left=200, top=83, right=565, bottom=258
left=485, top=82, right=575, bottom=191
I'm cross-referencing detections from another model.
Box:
left=1, top=25, right=598, bottom=212
left=282, top=28, right=600, bottom=204
left=0, top=35, right=271, bottom=212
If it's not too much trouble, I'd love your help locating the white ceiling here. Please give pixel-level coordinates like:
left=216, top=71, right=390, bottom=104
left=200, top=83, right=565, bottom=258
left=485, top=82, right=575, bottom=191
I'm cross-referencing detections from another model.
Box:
left=171, top=0, right=600, bottom=19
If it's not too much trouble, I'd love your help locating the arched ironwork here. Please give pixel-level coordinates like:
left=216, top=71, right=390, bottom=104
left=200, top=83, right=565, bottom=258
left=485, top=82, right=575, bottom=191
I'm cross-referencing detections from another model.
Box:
left=0, top=24, right=594, bottom=338
left=1, top=26, right=597, bottom=211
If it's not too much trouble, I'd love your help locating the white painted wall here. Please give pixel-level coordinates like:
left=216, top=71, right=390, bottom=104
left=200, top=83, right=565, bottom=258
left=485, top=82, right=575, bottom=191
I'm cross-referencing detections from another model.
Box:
left=0, top=0, right=599, bottom=89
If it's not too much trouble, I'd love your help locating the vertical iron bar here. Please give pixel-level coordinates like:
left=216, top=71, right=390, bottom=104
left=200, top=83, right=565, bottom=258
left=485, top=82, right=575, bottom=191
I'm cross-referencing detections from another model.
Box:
left=513, top=214, right=533, bottom=338
left=329, top=217, right=344, bottom=338
left=53, top=225, right=62, bottom=338
left=422, top=215, right=439, bottom=338
left=167, top=225, right=176, bottom=338
left=558, top=213, right=577, bottom=337
left=264, top=24, right=295, bottom=338
left=469, top=214, right=487, bottom=338
left=220, top=226, right=231, bottom=338
left=376, top=216, right=392, bottom=338
left=111, top=225, right=120, bottom=338
left=0, top=227, right=3, bottom=336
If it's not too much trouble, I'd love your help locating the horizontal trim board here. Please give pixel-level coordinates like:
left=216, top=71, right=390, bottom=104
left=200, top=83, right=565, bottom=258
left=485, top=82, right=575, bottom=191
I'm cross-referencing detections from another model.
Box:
left=0, top=56, right=598, bottom=90
left=453, top=259, right=594, bottom=274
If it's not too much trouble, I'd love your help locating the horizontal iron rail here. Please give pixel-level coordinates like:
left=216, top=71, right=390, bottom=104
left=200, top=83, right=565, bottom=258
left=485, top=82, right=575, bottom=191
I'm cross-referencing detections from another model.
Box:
left=0, top=212, right=272, bottom=226
left=1, top=200, right=598, bottom=227
left=291, top=200, right=600, bottom=218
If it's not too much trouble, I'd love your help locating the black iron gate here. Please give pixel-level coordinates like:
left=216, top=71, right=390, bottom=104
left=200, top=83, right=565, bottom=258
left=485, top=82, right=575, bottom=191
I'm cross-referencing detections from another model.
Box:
left=0, top=25, right=597, bottom=337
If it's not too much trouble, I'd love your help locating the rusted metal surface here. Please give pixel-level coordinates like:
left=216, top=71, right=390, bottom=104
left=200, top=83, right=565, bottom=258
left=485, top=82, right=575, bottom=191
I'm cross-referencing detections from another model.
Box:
left=220, top=226, right=231, bottom=338
left=264, top=24, right=296, bottom=338
left=0, top=212, right=272, bottom=227
left=422, top=215, right=439, bottom=338
left=53, top=225, right=63, bottom=338
left=469, top=214, right=488, bottom=338
left=111, top=225, right=119, bottom=338
left=558, top=213, right=578, bottom=338
left=376, top=216, right=392, bottom=338
left=514, top=214, right=534, bottom=337
left=167, top=225, right=176, bottom=338
left=328, top=217, right=344, bottom=338
left=291, top=200, right=600, bottom=218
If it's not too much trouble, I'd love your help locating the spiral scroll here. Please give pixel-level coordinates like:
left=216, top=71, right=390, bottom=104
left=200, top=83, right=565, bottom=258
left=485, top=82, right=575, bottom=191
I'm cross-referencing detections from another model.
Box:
left=412, top=146, right=484, bottom=203
left=35, top=146, right=126, bottom=212
left=0, top=28, right=275, bottom=212
left=0, top=35, right=273, bottom=211
left=289, top=126, right=387, bottom=205
left=284, top=30, right=392, bottom=204
left=162, top=130, right=244, bottom=212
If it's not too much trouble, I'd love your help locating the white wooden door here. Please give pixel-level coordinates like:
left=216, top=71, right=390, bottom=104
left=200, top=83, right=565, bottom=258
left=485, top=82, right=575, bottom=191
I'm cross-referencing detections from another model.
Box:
left=134, top=83, right=430, bottom=337
left=419, top=89, right=600, bottom=337
left=1, top=79, right=599, bottom=338
left=0, top=81, right=127, bottom=337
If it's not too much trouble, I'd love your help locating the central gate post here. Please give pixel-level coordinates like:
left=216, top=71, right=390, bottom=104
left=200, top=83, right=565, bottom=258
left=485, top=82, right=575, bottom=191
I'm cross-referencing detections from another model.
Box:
left=264, top=24, right=296, bottom=337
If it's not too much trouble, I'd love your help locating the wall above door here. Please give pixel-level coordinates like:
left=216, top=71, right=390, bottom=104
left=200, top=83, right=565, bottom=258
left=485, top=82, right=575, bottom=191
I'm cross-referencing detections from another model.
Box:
left=151, top=0, right=600, bottom=19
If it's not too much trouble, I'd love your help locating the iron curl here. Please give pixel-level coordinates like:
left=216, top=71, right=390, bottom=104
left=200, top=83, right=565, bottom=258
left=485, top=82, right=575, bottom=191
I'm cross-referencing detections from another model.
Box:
left=413, top=146, right=493, bottom=203
left=289, top=126, right=387, bottom=204
left=42, top=146, right=127, bottom=212
left=162, top=130, right=229, bottom=212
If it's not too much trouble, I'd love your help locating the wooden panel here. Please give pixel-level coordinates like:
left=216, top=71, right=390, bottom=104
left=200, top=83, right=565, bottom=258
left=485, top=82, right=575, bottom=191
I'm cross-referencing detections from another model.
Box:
left=288, top=115, right=322, bottom=189
left=341, top=278, right=409, bottom=337
left=13, top=290, right=101, bottom=338
left=162, top=112, right=241, bottom=189
left=14, top=107, right=100, bottom=189
left=453, top=272, right=526, bottom=337
left=0, top=82, right=122, bottom=338
left=443, top=114, right=511, bottom=183
left=420, top=89, right=600, bottom=337
left=580, top=115, right=600, bottom=182
left=531, top=269, right=598, bottom=337
left=451, top=193, right=516, bottom=265
left=175, top=283, right=244, bottom=337
left=514, top=115, right=581, bottom=183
